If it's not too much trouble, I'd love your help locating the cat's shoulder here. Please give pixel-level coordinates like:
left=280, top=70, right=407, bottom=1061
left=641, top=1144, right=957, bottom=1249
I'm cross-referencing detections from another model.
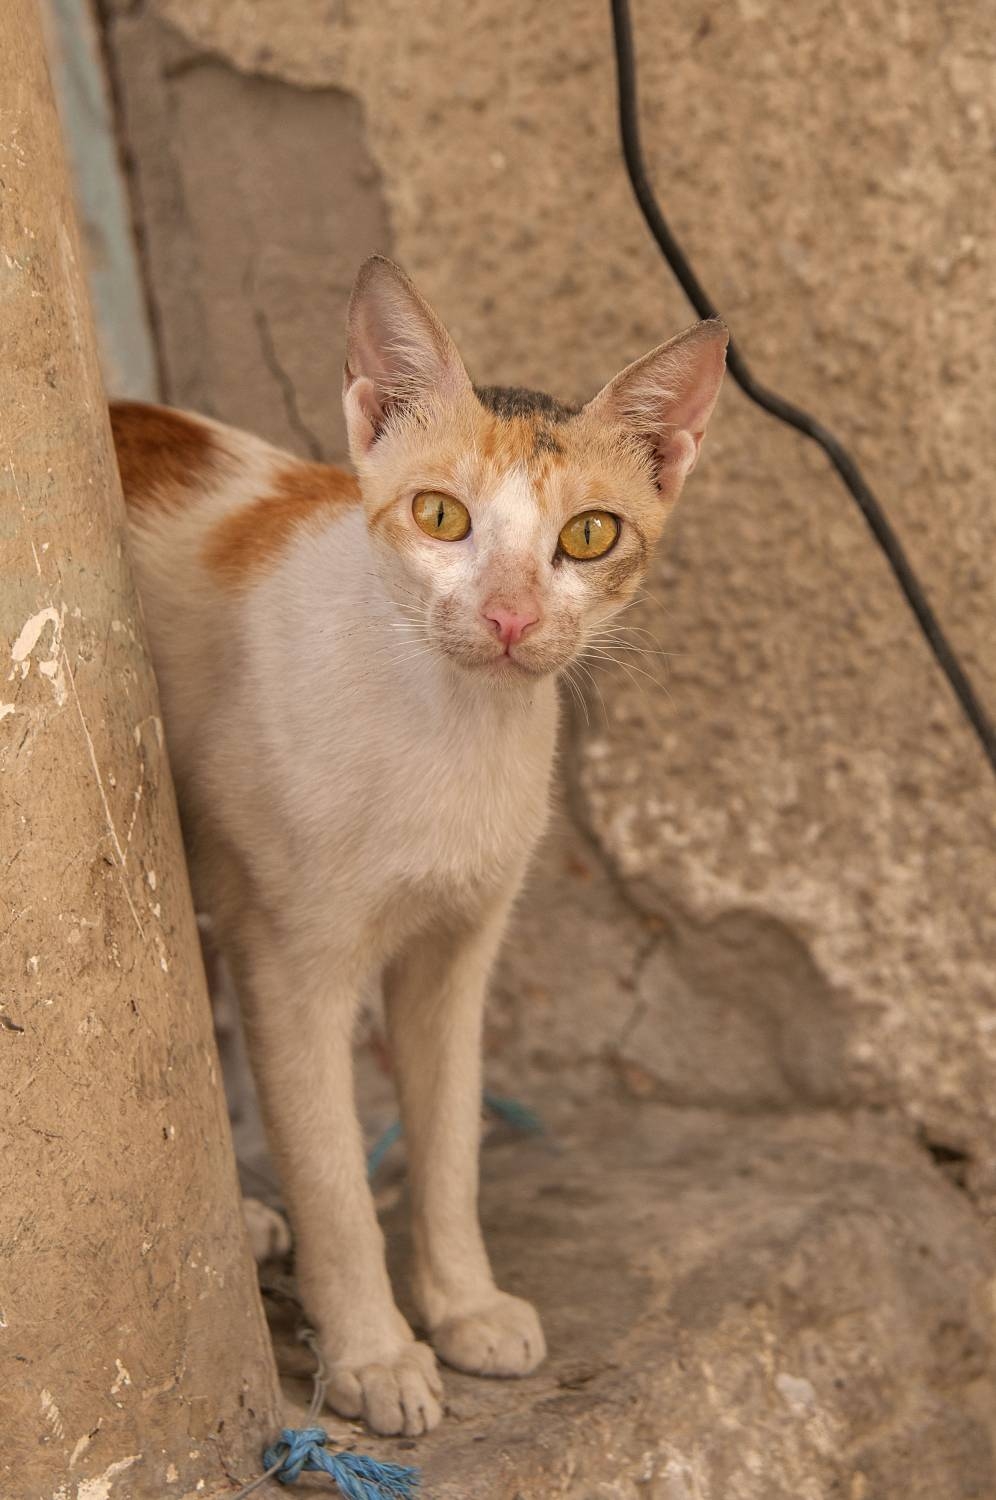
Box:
left=109, top=399, right=361, bottom=586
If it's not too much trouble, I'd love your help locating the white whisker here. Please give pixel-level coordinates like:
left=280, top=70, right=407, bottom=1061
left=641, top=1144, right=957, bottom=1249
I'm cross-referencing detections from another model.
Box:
left=560, top=665, right=589, bottom=726
left=582, top=648, right=672, bottom=707
left=570, top=656, right=608, bottom=726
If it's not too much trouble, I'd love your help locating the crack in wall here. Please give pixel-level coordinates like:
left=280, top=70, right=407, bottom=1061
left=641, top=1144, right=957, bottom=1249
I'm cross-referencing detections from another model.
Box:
left=559, top=690, right=867, bottom=1113
left=251, top=297, right=324, bottom=462
left=237, top=228, right=325, bottom=461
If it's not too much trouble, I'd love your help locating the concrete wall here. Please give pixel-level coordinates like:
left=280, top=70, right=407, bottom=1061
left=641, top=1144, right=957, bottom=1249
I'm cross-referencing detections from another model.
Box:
left=96, top=0, right=994, bottom=1168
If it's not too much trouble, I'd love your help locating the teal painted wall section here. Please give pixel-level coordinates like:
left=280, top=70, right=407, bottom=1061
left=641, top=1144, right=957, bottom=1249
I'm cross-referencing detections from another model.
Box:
left=42, top=0, right=159, bottom=400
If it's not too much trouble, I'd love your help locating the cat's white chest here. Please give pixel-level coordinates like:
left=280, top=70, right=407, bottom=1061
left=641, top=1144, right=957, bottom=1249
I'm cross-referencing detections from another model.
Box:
left=358, top=680, right=557, bottom=898
left=408, top=726, right=550, bottom=886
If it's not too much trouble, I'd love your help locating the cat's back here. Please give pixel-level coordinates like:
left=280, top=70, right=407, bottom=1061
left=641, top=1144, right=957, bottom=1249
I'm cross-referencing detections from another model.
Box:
left=111, top=399, right=358, bottom=552
left=111, top=399, right=361, bottom=613
left=110, top=399, right=363, bottom=778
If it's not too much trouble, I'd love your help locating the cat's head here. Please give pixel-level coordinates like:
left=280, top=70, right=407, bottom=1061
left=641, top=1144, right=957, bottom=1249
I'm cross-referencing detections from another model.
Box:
left=343, top=256, right=726, bottom=683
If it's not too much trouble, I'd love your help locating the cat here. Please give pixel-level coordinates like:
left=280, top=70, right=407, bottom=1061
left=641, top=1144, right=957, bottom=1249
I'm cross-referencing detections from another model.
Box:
left=111, top=255, right=726, bottom=1436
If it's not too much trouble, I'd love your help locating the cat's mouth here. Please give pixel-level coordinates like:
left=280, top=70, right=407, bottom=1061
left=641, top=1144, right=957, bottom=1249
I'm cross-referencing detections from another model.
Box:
left=432, top=598, right=572, bottom=679
left=438, top=636, right=552, bottom=680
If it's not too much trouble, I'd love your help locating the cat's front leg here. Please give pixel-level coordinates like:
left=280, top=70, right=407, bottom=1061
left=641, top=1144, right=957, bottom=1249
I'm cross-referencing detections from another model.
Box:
left=384, top=894, right=546, bottom=1378
left=228, top=919, right=443, bottom=1435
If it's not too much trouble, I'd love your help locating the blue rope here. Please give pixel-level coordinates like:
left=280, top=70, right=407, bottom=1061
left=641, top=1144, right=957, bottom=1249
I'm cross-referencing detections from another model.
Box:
left=482, top=1090, right=544, bottom=1136
left=262, top=1427, right=419, bottom=1497
left=227, top=1331, right=421, bottom=1500
left=365, top=1118, right=403, bottom=1179
left=366, top=1091, right=543, bottom=1178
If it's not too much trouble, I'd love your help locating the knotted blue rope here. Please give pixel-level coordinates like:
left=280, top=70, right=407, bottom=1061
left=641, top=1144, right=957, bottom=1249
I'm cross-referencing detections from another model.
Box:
left=228, top=1331, right=421, bottom=1500
left=263, top=1427, right=419, bottom=1498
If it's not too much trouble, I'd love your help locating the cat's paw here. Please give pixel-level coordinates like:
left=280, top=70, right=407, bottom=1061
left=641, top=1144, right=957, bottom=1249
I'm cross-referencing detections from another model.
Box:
left=430, top=1292, right=546, bottom=1377
left=324, top=1340, right=443, bottom=1436
left=242, top=1197, right=292, bottom=1263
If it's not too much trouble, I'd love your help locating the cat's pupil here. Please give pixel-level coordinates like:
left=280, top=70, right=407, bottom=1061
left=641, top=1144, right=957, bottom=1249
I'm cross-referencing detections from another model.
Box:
left=584, top=518, right=591, bottom=547
left=436, top=500, right=445, bottom=530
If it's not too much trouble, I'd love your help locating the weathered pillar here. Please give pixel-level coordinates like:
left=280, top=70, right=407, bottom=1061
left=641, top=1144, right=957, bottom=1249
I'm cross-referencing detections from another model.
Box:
left=0, top=4, right=281, bottom=1497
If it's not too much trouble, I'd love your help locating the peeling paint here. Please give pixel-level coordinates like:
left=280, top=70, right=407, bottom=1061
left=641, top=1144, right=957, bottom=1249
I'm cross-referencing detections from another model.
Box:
left=10, top=608, right=59, bottom=659
left=10, top=604, right=66, bottom=704
left=76, top=1454, right=140, bottom=1500
left=69, top=1423, right=101, bottom=1468
left=40, top=1388, right=65, bottom=1439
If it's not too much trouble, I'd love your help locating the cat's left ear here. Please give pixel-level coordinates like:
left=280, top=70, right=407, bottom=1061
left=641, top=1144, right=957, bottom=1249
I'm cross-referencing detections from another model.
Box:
left=586, top=319, right=728, bottom=490
left=343, top=255, right=472, bottom=461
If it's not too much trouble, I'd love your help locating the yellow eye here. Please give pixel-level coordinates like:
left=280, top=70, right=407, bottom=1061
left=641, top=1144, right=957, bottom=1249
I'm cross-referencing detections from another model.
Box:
left=412, top=491, right=471, bottom=542
left=558, top=510, right=619, bottom=561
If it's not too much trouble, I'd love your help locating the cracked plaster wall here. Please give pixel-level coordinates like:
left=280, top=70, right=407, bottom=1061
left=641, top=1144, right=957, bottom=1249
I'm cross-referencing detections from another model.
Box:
left=99, top=1, right=995, bottom=1167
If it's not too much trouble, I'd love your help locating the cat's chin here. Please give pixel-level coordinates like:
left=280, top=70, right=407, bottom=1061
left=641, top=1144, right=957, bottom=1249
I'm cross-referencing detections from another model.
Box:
left=441, top=642, right=553, bottom=682
left=484, top=655, right=548, bottom=682
left=474, top=654, right=546, bottom=682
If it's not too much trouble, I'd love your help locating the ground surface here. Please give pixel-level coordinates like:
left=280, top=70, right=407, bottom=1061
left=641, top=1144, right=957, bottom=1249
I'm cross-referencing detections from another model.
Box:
left=234, top=1102, right=996, bottom=1499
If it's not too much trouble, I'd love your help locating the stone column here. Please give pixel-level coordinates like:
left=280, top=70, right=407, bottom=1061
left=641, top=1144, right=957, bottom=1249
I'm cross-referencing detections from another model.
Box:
left=0, top=3, right=280, bottom=1496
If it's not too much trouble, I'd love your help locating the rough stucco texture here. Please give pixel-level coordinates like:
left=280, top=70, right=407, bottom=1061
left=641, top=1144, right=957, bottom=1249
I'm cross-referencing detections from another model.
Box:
left=0, top=3, right=279, bottom=1493
left=103, top=2, right=994, bottom=1158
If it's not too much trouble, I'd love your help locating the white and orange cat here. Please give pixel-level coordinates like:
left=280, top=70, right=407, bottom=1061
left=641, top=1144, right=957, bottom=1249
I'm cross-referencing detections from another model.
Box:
left=113, top=257, right=726, bottom=1436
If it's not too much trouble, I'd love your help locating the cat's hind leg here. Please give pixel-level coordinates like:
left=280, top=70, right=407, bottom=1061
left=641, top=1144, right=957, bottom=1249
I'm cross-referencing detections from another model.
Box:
left=243, top=1197, right=292, bottom=1262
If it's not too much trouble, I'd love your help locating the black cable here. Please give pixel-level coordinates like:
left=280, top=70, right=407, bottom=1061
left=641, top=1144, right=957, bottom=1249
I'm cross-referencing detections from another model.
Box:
left=609, top=0, right=996, bottom=779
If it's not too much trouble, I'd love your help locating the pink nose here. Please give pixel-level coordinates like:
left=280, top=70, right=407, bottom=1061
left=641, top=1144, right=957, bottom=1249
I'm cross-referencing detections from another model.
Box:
left=484, top=605, right=539, bottom=648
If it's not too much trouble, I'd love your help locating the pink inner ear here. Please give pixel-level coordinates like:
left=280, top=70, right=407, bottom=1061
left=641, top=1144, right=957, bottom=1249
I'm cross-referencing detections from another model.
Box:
left=587, top=322, right=727, bottom=493
left=644, top=338, right=726, bottom=484
left=655, top=427, right=700, bottom=482
left=658, top=339, right=726, bottom=435
left=344, top=373, right=388, bottom=455
left=344, top=258, right=473, bottom=449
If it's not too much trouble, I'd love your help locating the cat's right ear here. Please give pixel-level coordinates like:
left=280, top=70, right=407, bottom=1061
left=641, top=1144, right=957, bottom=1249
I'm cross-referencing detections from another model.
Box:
left=343, top=256, right=472, bottom=460
left=586, top=319, right=728, bottom=491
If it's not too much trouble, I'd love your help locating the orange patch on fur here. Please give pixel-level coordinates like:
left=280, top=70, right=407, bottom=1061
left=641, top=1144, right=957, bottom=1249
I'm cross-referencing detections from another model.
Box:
left=205, top=461, right=360, bottom=585
left=110, top=400, right=218, bottom=508
left=477, top=414, right=545, bottom=471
